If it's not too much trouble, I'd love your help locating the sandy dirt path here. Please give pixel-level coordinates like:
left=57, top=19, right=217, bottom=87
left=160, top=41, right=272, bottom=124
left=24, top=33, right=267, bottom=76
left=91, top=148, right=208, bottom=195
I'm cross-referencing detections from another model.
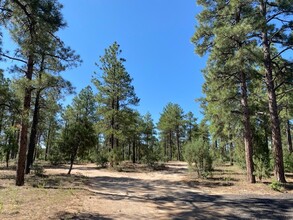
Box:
left=43, top=162, right=293, bottom=220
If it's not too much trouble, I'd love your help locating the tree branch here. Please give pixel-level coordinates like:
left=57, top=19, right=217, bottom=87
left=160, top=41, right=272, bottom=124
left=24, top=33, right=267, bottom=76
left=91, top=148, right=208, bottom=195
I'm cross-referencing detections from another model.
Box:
left=272, top=47, right=293, bottom=61
left=0, top=53, right=27, bottom=64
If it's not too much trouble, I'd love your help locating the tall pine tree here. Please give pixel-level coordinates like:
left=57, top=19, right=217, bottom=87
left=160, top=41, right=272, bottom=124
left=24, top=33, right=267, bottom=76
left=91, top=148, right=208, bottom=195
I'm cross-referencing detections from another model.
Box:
left=93, top=42, right=139, bottom=154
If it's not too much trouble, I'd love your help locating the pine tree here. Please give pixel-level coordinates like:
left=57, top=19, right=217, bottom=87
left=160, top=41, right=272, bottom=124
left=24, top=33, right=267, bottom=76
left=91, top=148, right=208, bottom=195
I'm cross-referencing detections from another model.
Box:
left=93, top=42, right=139, bottom=153
left=184, top=112, right=198, bottom=142
left=158, top=103, right=185, bottom=161
left=192, top=0, right=258, bottom=183
left=141, top=112, right=157, bottom=149
left=253, top=0, right=292, bottom=183
left=1, top=0, right=80, bottom=186
left=59, top=87, right=97, bottom=174
left=25, top=74, right=74, bottom=174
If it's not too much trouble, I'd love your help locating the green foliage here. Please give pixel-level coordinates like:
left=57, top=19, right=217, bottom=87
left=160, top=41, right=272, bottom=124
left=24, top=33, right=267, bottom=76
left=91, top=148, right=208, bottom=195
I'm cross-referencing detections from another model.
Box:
left=284, top=150, right=293, bottom=172
left=60, top=118, right=97, bottom=163
left=32, top=163, right=45, bottom=177
left=107, top=148, right=123, bottom=167
left=141, top=148, right=159, bottom=167
left=253, top=155, right=271, bottom=181
left=269, top=181, right=283, bottom=192
left=58, top=86, right=98, bottom=167
left=49, top=144, right=64, bottom=165
left=157, top=103, right=186, bottom=160
left=184, top=111, right=198, bottom=142
left=96, top=149, right=109, bottom=168
left=92, top=42, right=139, bottom=150
left=183, top=139, right=213, bottom=178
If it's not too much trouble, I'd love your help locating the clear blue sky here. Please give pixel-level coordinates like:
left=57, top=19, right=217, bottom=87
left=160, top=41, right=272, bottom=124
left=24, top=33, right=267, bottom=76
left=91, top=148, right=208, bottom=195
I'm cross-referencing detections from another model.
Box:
left=3, top=0, right=207, bottom=124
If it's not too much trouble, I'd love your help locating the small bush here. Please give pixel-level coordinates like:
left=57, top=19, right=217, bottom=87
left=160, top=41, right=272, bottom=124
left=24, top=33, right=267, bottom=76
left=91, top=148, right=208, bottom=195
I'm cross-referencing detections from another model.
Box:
left=32, top=163, right=45, bottom=177
left=108, top=149, right=123, bottom=167
left=269, top=181, right=283, bottom=192
left=141, top=149, right=159, bottom=167
left=96, top=150, right=108, bottom=168
left=49, top=144, right=64, bottom=165
left=183, top=139, right=213, bottom=178
left=253, top=155, right=271, bottom=181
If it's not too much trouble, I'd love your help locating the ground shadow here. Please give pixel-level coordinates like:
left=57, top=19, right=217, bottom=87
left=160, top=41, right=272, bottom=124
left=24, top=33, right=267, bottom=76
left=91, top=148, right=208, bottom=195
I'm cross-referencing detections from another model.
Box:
left=53, top=211, right=112, bottom=220
left=169, top=195, right=293, bottom=220
left=0, top=165, right=16, bottom=170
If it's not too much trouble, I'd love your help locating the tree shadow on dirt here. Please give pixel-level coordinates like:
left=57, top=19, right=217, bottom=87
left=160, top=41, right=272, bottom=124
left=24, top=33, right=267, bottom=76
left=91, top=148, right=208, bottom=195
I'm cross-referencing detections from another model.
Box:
left=0, top=165, right=16, bottom=170
left=79, top=186, right=293, bottom=219
left=168, top=195, right=293, bottom=220
left=0, top=174, right=15, bottom=180
left=53, top=211, right=112, bottom=220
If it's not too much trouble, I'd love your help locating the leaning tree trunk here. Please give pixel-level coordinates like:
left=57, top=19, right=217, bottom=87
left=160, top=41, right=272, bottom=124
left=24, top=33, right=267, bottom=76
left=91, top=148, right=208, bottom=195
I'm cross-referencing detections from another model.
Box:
left=26, top=89, right=41, bottom=174
left=68, top=147, right=78, bottom=175
left=16, top=54, right=34, bottom=186
left=259, top=1, right=286, bottom=182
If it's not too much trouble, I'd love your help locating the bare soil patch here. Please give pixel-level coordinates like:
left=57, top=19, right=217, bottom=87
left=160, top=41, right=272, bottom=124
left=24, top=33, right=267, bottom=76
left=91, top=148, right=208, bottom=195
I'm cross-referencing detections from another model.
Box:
left=0, top=161, right=292, bottom=219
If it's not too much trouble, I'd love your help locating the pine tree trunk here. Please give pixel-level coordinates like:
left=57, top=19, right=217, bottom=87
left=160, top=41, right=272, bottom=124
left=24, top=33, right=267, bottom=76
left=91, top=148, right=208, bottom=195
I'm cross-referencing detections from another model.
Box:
left=137, top=144, right=140, bottom=162
left=16, top=54, right=34, bottom=186
left=0, top=109, right=4, bottom=135
left=26, top=90, right=41, bottom=174
left=260, top=1, right=286, bottom=182
left=6, top=149, right=10, bottom=168
left=265, top=73, right=286, bottom=182
left=229, top=142, right=234, bottom=166
left=132, top=139, right=136, bottom=163
left=169, top=131, right=172, bottom=161
left=122, top=143, right=125, bottom=161
left=45, top=121, right=52, bottom=161
left=176, top=130, right=181, bottom=161
left=128, top=142, right=131, bottom=160
left=68, top=158, right=74, bottom=175
left=240, top=71, right=256, bottom=183
left=68, top=147, right=78, bottom=175
left=164, top=139, right=167, bottom=158
left=110, top=98, right=115, bottom=150
left=287, top=120, right=292, bottom=154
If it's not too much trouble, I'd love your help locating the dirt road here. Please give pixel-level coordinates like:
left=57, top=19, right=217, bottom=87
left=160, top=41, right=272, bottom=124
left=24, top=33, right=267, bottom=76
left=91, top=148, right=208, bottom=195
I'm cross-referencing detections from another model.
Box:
left=47, top=162, right=293, bottom=220
left=1, top=162, right=292, bottom=219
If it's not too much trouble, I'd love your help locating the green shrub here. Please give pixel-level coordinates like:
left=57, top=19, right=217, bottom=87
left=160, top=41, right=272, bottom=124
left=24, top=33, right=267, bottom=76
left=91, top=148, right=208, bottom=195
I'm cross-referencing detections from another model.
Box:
left=183, top=139, right=213, bottom=178
left=141, top=148, right=159, bottom=167
left=253, top=155, right=271, bottom=181
left=48, top=144, right=64, bottom=165
left=269, top=181, right=283, bottom=192
left=96, top=150, right=109, bottom=168
left=32, top=163, right=45, bottom=177
left=108, top=149, right=123, bottom=167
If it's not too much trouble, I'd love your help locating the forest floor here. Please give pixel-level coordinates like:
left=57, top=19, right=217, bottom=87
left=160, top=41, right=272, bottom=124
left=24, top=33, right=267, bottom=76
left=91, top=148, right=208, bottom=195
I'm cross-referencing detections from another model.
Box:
left=0, top=161, right=293, bottom=220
